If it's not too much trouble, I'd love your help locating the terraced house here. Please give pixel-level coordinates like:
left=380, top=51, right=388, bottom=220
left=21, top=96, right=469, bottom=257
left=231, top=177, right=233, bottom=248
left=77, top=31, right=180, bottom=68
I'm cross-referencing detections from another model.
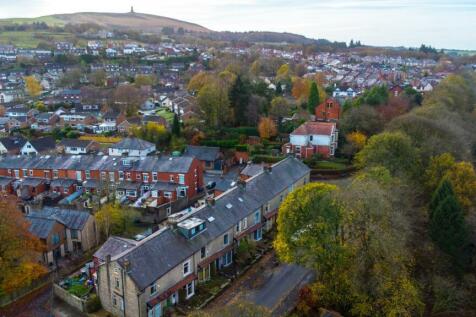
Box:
left=0, top=154, right=203, bottom=204
left=94, top=157, right=310, bottom=317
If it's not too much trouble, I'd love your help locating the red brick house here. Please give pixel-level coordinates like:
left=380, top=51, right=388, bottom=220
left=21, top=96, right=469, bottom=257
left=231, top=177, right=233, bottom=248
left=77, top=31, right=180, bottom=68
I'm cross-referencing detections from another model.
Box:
left=282, top=121, right=338, bottom=159
left=315, top=98, right=341, bottom=122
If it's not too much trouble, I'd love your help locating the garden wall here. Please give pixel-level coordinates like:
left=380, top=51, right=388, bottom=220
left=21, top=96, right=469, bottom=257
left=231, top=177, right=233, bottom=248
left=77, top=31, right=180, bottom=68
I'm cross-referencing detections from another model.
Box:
left=53, top=284, right=87, bottom=312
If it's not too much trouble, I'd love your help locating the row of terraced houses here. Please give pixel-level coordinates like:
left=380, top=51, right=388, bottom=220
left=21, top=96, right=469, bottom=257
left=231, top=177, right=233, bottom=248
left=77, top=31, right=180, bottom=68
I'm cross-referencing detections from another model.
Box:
left=0, top=154, right=203, bottom=205
left=93, top=157, right=310, bottom=317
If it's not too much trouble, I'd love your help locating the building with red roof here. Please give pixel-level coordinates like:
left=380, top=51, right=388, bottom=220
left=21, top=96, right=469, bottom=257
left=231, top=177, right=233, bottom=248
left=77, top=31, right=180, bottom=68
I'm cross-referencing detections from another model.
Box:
left=314, top=98, right=341, bottom=122
left=282, top=121, right=338, bottom=159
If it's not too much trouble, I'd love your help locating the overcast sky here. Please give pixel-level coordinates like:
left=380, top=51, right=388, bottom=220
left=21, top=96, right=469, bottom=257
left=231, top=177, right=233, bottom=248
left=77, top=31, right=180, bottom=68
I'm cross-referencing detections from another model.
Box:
left=1, top=0, right=475, bottom=50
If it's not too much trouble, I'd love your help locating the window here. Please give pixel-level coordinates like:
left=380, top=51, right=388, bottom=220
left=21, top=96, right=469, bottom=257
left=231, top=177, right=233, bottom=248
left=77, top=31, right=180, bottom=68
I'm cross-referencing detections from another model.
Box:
left=222, top=251, right=232, bottom=267
left=14, top=170, right=19, bottom=178
left=143, top=173, right=149, bottom=182
left=53, top=170, right=59, bottom=179
left=126, top=172, right=131, bottom=181
left=101, top=172, right=106, bottom=181
left=52, top=233, right=60, bottom=245
left=118, top=171, right=124, bottom=180
left=309, top=135, right=313, bottom=141
left=166, top=206, right=172, bottom=216
left=85, top=170, right=90, bottom=179
left=178, top=174, right=185, bottom=185
left=29, top=170, right=33, bottom=177
left=150, top=283, right=158, bottom=295
left=169, top=175, right=174, bottom=183
left=22, top=169, right=27, bottom=176
left=71, top=230, right=78, bottom=239
left=254, top=228, right=263, bottom=241
left=254, top=210, right=260, bottom=225
left=200, top=247, right=206, bottom=259
left=109, top=172, right=115, bottom=182
left=126, top=190, right=137, bottom=197
left=242, top=218, right=247, bottom=229
left=185, top=281, right=194, bottom=299
left=223, top=233, right=229, bottom=245
left=152, top=172, right=158, bottom=182
left=136, top=173, right=141, bottom=180
left=114, top=276, right=120, bottom=289
left=44, top=170, right=50, bottom=178
left=183, top=259, right=191, bottom=276
left=164, top=191, right=172, bottom=199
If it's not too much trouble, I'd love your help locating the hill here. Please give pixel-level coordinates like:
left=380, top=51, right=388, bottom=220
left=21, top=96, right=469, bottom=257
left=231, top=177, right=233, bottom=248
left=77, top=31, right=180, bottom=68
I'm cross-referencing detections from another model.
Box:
left=0, top=12, right=209, bottom=33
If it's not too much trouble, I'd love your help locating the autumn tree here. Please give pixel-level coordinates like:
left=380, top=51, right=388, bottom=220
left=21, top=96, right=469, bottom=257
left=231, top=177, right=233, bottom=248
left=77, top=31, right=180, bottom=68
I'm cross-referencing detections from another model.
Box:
left=24, top=75, right=42, bottom=97
left=269, top=96, right=291, bottom=119
left=258, top=117, right=277, bottom=140
left=444, top=162, right=476, bottom=210
left=291, top=77, right=310, bottom=104
left=307, top=82, right=320, bottom=114
left=0, top=199, right=47, bottom=295
left=340, top=105, right=384, bottom=136
left=59, top=68, right=83, bottom=88
left=342, top=131, right=367, bottom=157
left=356, top=131, right=418, bottom=177
left=424, top=153, right=456, bottom=193
left=95, top=203, right=139, bottom=238
left=276, top=64, right=291, bottom=83
left=113, top=84, right=147, bottom=117
left=132, top=122, right=170, bottom=147
left=89, top=69, right=107, bottom=87
left=188, top=72, right=213, bottom=92
left=135, top=74, right=157, bottom=87
left=197, top=82, right=231, bottom=128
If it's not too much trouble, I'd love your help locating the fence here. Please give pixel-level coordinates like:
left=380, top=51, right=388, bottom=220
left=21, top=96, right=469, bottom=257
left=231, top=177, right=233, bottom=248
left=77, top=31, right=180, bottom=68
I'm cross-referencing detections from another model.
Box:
left=0, top=274, right=52, bottom=308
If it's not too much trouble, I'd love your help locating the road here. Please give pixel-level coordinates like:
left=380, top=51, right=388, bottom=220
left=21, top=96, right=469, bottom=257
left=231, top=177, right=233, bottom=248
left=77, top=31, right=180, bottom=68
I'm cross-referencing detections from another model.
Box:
left=245, top=263, right=314, bottom=313
left=208, top=252, right=314, bottom=317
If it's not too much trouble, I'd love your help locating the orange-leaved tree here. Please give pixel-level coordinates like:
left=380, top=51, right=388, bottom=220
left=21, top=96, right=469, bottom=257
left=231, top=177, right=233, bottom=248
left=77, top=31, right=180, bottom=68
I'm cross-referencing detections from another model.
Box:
left=258, top=117, right=278, bottom=140
left=0, top=198, right=47, bottom=296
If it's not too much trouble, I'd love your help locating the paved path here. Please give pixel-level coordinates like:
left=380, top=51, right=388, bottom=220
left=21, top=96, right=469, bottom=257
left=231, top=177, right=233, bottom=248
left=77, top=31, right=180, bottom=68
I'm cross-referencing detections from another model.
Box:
left=207, top=252, right=314, bottom=317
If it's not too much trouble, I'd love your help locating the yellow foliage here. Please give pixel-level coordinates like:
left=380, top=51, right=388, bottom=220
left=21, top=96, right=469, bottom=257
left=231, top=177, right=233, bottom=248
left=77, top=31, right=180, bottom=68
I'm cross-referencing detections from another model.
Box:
left=345, top=131, right=367, bottom=151
left=24, top=75, right=42, bottom=97
left=445, top=161, right=476, bottom=209
left=79, top=135, right=122, bottom=144
left=258, top=117, right=277, bottom=140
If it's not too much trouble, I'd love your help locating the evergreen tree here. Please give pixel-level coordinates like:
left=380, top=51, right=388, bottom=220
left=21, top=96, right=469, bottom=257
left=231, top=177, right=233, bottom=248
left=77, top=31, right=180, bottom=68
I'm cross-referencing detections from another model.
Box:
left=429, top=181, right=468, bottom=261
left=229, top=75, right=250, bottom=126
left=429, top=178, right=455, bottom=216
left=430, top=196, right=468, bottom=256
left=275, top=82, right=283, bottom=95
left=308, top=82, right=320, bottom=114
left=172, top=114, right=181, bottom=136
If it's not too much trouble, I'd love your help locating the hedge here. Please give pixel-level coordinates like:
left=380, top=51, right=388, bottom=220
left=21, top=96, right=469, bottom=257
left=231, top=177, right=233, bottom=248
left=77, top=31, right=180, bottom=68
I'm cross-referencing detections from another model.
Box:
left=252, top=155, right=285, bottom=164
left=201, top=139, right=239, bottom=148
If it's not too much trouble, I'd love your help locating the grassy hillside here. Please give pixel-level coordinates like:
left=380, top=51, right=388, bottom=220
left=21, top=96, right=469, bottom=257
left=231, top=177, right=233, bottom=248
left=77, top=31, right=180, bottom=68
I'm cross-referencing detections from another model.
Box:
left=0, top=12, right=209, bottom=33
left=0, top=31, right=81, bottom=48
left=0, top=15, right=65, bottom=26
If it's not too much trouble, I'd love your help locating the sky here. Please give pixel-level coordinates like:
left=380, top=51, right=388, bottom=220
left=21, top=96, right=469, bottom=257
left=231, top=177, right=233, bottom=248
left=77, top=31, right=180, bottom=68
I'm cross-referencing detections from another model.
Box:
left=1, top=0, right=476, bottom=50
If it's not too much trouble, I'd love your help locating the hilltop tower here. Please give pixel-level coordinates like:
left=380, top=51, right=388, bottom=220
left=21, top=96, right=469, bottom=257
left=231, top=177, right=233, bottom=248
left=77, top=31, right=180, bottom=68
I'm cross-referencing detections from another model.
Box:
left=130, top=6, right=134, bottom=13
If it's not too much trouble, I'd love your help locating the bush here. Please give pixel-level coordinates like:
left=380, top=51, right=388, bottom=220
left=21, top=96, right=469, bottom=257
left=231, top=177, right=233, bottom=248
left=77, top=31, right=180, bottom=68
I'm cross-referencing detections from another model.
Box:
left=85, top=294, right=102, bottom=313
left=201, top=139, right=239, bottom=148
left=252, top=155, right=285, bottom=164
left=235, top=144, right=249, bottom=152
left=223, top=127, right=259, bottom=136
left=68, top=284, right=90, bottom=298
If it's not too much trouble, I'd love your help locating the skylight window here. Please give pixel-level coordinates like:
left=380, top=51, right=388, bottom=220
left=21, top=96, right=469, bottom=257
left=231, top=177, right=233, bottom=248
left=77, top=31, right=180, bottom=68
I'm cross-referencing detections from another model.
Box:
left=226, top=203, right=233, bottom=209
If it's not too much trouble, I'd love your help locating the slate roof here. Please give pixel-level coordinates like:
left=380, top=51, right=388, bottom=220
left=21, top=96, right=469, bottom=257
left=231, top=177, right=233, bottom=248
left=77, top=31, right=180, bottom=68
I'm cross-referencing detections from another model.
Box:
left=0, top=136, right=26, bottom=151
left=59, top=139, right=94, bottom=148
left=30, top=207, right=92, bottom=230
left=50, top=178, right=77, bottom=187
left=110, top=138, right=155, bottom=151
left=0, top=154, right=195, bottom=174
left=240, top=163, right=264, bottom=177
left=21, top=177, right=45, bottom=187
left=93, top=236, right=137, bottom=262
left=0, top=176, right=13, bottom=186
left=28, top=136, right=56, bottom=153
left=103, top=157, right=309, bottom=290
left=184, top=145, right=220, bottom=162
left=26, top=215, right=58, bottom=239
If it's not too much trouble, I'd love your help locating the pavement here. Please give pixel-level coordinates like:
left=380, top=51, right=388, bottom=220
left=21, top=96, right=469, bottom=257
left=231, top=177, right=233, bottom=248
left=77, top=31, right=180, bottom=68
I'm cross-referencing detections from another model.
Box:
left=246, top=263, right=314, bottom=315
left=207, top=252, right=314, bottom=317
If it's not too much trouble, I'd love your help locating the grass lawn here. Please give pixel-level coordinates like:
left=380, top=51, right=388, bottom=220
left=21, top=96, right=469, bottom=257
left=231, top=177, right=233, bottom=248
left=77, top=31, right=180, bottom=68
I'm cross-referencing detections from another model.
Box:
left=0, top=31, right=77, bottom=48
left=314, top=160, right=349, bottom=170
left=156, top=108, right=175, bottom=123
left=0, top=16, right=66, bottom=26
left=68, top=284, right=91, bottom=298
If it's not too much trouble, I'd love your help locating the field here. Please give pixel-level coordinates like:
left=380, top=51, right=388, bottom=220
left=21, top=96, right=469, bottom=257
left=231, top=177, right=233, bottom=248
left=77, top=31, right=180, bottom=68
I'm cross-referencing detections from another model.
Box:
left=0, top=31, right=78, bottom=48
left=0, top=15, right=65, bottom=26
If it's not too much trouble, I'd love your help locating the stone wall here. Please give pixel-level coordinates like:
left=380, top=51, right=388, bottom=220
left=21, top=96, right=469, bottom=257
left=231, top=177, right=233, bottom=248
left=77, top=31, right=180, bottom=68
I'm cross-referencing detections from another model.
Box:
left=53, top=284, right=87, bottom=312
